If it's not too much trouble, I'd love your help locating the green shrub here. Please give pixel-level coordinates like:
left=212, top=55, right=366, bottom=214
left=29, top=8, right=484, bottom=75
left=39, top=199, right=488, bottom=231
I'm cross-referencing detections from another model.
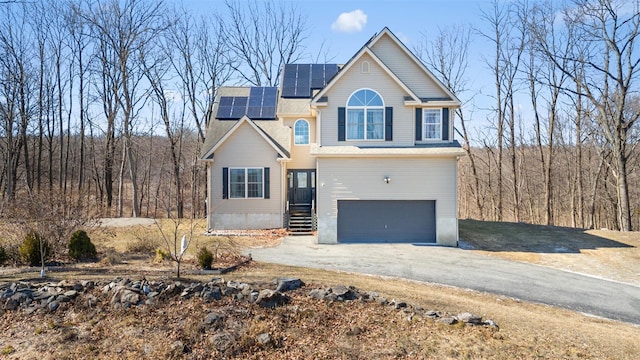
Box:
left=0, top=246, right=8, bottom=265
left=19, top=231, right=50, bottom=266
left=68, top=230, right=97, bottom=261
left=197, top=247, right=213, bottom=270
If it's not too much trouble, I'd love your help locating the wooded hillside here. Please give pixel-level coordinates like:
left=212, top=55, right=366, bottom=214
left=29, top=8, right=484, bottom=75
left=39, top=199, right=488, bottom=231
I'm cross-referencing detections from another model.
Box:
left=1, top=0, right=639, bottom=232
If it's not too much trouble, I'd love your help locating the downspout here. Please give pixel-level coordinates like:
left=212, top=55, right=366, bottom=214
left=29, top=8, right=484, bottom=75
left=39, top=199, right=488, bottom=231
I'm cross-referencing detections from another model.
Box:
left=316, top=110, right=321, bottom=145
left=205, top=159, right=214, bottom=232
left=455, top=156, right=460, bottom=247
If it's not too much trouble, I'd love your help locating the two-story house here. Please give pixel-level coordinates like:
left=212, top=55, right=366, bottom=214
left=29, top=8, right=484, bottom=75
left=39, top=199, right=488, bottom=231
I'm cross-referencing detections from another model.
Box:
left=200, top=27, right=464, bottom=246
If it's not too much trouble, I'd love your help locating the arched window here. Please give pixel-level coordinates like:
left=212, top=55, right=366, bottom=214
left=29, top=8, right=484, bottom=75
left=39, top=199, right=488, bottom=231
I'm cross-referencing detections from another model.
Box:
left=294, top=119, right=309, bottom=145
left=347, top=89, right=384, bottom=140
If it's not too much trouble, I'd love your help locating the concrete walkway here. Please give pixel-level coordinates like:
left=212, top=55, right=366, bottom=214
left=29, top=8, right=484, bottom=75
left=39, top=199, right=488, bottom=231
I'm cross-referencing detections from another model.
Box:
left=247, top=236, right=640, bottom=325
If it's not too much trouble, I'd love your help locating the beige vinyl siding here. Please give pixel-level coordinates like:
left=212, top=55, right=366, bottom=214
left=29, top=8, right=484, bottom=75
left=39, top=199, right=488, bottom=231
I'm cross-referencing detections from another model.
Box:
left=320, top=53, right=414, bottom=147
left=207, top=121, right=283, bottom=230
left=284, top=117, right=316, bottom=169
left=316, top=156, right=458, bottom=245
left=370, top=34, right=449, bottom=99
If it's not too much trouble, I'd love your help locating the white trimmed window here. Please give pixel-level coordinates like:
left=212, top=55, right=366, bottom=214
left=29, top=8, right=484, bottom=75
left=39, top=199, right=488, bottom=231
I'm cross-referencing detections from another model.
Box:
left=294, top=119, right=309, bottom=145
left=347, top=89, right=384, bottom=140
left=423, top=108, right=442, bottom=140
left=229, top=168, right=263, bottom=198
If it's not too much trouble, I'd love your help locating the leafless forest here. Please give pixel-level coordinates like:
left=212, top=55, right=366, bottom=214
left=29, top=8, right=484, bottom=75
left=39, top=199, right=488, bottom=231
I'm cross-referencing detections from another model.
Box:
left=1, top=0, right=639, bottom=232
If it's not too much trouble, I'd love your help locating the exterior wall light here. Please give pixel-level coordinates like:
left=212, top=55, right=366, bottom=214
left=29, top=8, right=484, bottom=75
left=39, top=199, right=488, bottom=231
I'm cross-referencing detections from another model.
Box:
left=384, top=176, right=391, bottom=184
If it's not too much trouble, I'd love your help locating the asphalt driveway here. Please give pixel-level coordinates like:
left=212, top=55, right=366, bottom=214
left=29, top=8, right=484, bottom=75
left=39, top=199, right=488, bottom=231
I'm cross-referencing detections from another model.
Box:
left=246, top=236, right=640, bottom=325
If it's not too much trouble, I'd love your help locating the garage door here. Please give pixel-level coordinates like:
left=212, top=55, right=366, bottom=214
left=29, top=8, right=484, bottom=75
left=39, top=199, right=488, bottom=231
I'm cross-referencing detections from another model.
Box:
left=337, top=200, right=436, bottom=243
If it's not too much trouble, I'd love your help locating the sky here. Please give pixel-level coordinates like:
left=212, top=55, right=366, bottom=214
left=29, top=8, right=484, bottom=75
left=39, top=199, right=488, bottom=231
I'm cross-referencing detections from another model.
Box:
left=183, top=0, right=500, bottom=133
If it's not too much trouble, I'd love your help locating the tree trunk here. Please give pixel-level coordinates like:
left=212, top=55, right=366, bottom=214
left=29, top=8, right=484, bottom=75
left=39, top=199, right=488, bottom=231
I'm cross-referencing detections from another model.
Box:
left=613, top=148, right=632, bottom=231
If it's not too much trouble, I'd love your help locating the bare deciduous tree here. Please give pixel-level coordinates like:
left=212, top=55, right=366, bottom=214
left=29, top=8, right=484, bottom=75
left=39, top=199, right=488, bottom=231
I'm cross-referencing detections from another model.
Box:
left=533, top=0, right=640, bottom=231
left=224, top=0, right=307, bottom=86
left=83, top=0, right=167, bottom=217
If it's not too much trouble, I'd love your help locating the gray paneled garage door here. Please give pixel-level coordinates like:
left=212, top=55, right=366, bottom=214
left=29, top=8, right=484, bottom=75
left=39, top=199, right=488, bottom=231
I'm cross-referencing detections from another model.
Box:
left=337, top=200, right=436, bottom=243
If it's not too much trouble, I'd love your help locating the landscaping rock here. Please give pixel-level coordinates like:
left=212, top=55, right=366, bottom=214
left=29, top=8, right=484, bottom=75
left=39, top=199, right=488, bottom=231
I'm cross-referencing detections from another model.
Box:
left=48, top=300, right=60, bottom=312
left=0, top=277, right=498, bottom=331
left=390, top=299, right=407, bottom=309
left=437, top=317, right=458, bottom=325
left=111, top=288, right=141, bottom=306
left=457, top=312, right=483, bottom=325
left=10, top=292, right=29, bottom=304
left=4, top=298, right=19, bottom=311
left=329, top=285, right=357, bottom=301
left=256, top=332, right=272, bottom=346
left=276, top=278, right=304, bottom=292
left=484, top=319, right=499, bottom=328
left=424, top=310, right=439, bottom=318
left=204, top=312, right=225, bottom=326
left=308, top=288, right=327, bottom=300
left=64, top=290, right=78, bottom=298
left=255, top=289, right=289, bottom=308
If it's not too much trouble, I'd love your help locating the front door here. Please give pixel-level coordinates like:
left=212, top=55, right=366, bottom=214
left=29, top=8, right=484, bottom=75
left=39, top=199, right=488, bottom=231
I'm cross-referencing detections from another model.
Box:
left=288, top=169, right=315, bottom=205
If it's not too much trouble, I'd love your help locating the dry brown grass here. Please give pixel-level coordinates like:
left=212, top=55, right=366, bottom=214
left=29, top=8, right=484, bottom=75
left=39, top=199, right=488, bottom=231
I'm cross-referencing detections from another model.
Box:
left=89, top=218, right=280, bottom=258
left=2, top=219, right=639, bottom=359
left=1, top=262, right=639, bottom=359
left=459, top=219, right=640, bottom=285
left=234, top=263, right=640, bottom=359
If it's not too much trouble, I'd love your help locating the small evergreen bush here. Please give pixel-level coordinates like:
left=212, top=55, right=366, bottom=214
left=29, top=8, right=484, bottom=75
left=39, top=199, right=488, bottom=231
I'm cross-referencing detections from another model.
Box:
left=19, top=231, right=50, bottom=266
left=197, top=247, right=213, bottom=270
left=68, top=230, right=97, bottom=261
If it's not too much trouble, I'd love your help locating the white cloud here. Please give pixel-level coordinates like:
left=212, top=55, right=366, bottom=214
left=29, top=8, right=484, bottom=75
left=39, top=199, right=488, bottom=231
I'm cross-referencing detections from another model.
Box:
left=331, top=9, right=367, bottom=33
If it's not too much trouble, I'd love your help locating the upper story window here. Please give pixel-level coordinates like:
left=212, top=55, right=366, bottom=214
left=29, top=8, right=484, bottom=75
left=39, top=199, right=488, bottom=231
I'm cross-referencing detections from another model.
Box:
left=294, top=119, right=309, bottom=145
left=347, top=89, right=384, bottom=140
left=423, top=108, right=442, bottom=140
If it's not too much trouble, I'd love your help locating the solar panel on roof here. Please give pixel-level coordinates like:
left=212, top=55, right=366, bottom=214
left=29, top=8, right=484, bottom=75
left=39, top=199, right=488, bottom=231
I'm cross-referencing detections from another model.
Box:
left=216, top=96, right=234, bottom=119
left=230, top=97, right=247, bottom=119
left=248, top=87, right=264, bottom=106
left=281, top=63, right=339, bottom=98
left=245, top=86, right=278, bottom=119
left=324, top=64, right=339, bottom=85
left=311, top=64, right=325, bottom=89
left=261, top=87, right=278, bottom=119
left=295, top=64, right=311, bottom=97
left=260, top=106, right=276, bottom=119
left=246, top=106, right=261, bottom=119
left=281, top=64, right=298, bottom=98
left=263, top=86, right=277, bottom=103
